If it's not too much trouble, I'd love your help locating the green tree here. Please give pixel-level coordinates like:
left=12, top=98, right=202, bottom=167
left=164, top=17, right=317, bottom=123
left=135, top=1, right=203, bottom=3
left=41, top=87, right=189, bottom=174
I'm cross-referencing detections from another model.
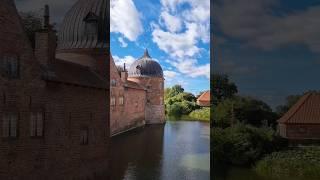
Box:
left=213, top=96, right=278, bottom=128
left=211, top=74, right=238, bottom=105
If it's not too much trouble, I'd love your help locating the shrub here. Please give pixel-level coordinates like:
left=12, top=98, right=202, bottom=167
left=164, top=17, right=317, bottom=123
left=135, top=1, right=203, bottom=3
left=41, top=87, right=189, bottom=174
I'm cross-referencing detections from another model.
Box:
left=212, top=124, right=286, bottom=166
left=189, top=107, right=210, bottom=121
left=255, top=147, right=320, bottom=179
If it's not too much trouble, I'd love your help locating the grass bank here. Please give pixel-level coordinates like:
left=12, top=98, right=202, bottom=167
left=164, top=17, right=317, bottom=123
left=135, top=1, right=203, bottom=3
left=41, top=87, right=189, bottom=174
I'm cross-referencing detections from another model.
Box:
left=188, top=107, right=210, bottom=122
left=255, top=147, right=320, bottom=179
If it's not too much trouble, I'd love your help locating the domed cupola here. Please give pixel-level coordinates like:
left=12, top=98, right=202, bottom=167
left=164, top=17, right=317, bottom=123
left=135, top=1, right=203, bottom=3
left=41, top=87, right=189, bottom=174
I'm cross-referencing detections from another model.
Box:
left=57, top=0, right=108, bottom=50
left=128, top=49, right=163, bottom=78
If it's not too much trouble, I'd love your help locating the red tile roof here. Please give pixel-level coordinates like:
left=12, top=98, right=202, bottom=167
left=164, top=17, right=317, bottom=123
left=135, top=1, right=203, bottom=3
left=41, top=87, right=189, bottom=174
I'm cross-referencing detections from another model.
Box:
left=42, top=59, right=107, bottom=89
left=278, top=92, right=320, bottom=124
left=197, top=91, right=210, bottom=102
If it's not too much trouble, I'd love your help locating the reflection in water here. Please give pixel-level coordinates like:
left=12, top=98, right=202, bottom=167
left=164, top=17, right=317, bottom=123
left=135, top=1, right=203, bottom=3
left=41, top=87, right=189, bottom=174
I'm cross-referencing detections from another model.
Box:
left=110, top=121, right=210, bottom=180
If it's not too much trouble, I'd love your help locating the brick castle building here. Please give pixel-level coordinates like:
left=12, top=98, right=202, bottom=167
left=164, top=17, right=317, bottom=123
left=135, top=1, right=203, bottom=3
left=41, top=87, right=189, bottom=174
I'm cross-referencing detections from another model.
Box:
left=56, top=0, right=165, bottom=135
left=0, top=0, right=165, bottom=178
left=110, top=49, right=165, bottom=135
left=0, top=0, right=109, bottom=179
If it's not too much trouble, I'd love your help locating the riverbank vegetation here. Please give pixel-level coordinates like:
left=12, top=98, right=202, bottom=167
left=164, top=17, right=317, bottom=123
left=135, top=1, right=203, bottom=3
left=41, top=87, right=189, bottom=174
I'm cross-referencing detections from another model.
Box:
left=212, top=73, right=320, bottom=179
left=212, top=124, right=287, bottom=166
left=189, top=107, right=210, bottom=121
left=255, top=147, right=320, bottom=179
left=164, top=85, right=210, bottom=121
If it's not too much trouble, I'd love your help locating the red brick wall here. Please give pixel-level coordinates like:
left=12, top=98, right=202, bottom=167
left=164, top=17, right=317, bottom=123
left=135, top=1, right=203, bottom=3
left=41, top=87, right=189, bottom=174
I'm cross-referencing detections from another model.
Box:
left=110, top=56, right=147, bottom=135
left=285, top=124, right=320, bottom=140
left=0, top=2, right=110, bottom=178
left=128, top=77, right=165, bottom=124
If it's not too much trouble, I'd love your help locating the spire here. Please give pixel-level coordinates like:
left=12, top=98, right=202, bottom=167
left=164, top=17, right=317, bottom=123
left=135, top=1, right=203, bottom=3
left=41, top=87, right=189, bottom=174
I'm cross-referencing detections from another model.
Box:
left=143, top=48, right=151, bottom=58
left=44, top=4, right=50, bottom=29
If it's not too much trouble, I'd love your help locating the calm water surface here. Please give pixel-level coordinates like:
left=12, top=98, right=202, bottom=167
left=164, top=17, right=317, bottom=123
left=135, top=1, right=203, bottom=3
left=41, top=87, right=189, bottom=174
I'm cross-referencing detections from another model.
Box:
left=110, top=121, right=210, bottom=180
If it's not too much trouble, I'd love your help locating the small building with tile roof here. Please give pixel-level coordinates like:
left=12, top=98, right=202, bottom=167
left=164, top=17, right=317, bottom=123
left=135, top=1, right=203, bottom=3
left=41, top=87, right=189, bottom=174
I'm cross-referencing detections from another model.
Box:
left=278, top=92, right=320, bottom=140
left=197, top=91, right=211, bottom=107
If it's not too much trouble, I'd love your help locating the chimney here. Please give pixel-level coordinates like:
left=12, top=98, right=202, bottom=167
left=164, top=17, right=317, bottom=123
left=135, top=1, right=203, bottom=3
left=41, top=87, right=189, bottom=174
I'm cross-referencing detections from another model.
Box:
left=35, top=5, right=56, bottom=67
left=121, top=63, right=128, bottom=82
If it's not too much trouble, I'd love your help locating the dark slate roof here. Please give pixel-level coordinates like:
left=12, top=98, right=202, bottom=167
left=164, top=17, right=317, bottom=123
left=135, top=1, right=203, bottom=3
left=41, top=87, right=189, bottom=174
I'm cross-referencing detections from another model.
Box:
left=57, top=0, right=108, bottom=50
left=128, top=49, right=163, bottom=78
left=278, top=92, right=320, bottom=124
left=42, top=59, right=107, bottom=89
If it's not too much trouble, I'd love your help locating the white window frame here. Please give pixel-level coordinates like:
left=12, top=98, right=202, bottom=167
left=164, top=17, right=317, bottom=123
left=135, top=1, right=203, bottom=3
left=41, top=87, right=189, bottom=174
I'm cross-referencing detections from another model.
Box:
left=119, top=96, right=124, bottom=105
left=30, top=112, right=44, bottom=137
left=111, top=79, right=117, bottom=87
left=2, top=112, right=18, bottom=138
left=2, top=55, right=20, bottom=79
left=111, top=96, right=116, bottom=106
left=80, top=128, right=89, bottom=145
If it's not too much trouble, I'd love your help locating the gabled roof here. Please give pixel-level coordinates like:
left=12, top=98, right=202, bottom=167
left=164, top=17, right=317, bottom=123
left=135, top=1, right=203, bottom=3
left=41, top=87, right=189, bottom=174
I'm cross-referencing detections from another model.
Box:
left=42, top=59, right=107, bottom=89
left=278, top=92, right=320, bottom=124
left=197, top=91, right=210, bottom=102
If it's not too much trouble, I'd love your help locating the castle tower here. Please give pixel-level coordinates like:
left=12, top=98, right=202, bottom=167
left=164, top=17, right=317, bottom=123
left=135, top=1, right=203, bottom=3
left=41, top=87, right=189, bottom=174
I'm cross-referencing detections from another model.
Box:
left=127, top=49, right=165, bottom=124
left=56, top=0, right=109, bottom=78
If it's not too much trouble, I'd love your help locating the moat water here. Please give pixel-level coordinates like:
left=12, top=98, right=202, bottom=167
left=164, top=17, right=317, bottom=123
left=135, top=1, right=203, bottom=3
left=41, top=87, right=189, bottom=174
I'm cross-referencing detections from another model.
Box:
left=110, top=120, right=210, bottom=180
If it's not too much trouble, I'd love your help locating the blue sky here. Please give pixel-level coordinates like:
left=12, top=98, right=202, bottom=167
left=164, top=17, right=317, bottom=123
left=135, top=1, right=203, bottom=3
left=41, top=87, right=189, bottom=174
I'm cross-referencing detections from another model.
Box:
left=110, top=0, right=210, bottom=96
left=214, top=0, right=320, bottom=108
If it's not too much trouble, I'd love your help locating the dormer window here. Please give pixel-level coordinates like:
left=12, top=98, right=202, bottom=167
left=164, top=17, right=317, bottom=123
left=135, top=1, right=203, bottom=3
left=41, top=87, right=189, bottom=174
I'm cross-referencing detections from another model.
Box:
left=1, top=55, right=20, bottom=79
left=83, top=12, right=98, bottom=37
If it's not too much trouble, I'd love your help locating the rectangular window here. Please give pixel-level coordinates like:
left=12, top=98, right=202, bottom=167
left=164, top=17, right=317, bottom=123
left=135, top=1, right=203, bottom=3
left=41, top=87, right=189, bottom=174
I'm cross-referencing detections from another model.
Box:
left=30, top=112, right=44, bottom=137
left=111, top=79, right=117, bottom=87
left=80, top=128, right=88, bottom=145
left=1, top=55, right=20, bottom=79
left=2, top=113, right=18, bottom=138
left=111, top=96, right=116, bottom=106
left=119, top=96, right=124, bottom=105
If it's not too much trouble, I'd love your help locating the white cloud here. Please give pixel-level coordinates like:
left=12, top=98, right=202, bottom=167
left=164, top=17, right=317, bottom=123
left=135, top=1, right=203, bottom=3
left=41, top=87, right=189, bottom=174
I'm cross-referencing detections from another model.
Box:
left=152, top=22, right=200, bottom=58
left=111, top=0, right=143, bottom=41
left=112, top=55, right=136, bottom=68
left=164, top=70, right=179, bottom=79
left=118, top=37, right=128, bottom=47
left=170, top=59, right=210, bottom=79
left=152, top=0, right=210, bottom=79
left=160, top=11, right=182, bottom=33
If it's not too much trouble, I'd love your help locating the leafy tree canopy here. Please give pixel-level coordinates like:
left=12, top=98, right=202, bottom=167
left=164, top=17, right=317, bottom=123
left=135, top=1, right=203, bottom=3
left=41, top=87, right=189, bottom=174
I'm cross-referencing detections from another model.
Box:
left=211, top=74, right=238, bottom=105
left=213, top=96, right=278, bottom=128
